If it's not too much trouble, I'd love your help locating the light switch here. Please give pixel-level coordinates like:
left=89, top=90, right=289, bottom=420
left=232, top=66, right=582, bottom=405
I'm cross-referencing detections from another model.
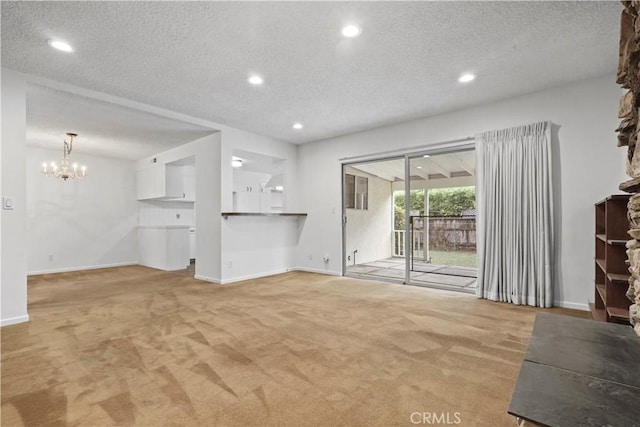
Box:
left=3, top=197, right=15, bottom=210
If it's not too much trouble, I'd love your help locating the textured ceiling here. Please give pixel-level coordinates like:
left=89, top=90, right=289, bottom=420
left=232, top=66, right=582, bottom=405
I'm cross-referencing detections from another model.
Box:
left=2, top=1, right=621, bottom=146
left=26, top=85, right=215, bottom=160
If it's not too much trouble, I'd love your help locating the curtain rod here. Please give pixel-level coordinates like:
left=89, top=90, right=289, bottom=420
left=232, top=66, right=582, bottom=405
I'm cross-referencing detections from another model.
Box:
left=339, top=136, right=475, bottom=164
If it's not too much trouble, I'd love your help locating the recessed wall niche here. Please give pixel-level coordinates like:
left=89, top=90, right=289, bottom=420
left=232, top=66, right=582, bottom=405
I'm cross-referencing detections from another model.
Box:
left=231, top=149, right=286, bottom=213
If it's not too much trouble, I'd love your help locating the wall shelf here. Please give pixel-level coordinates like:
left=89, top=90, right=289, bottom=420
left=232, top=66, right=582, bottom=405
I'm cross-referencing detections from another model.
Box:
left=221, top=212, right=307, bottom=220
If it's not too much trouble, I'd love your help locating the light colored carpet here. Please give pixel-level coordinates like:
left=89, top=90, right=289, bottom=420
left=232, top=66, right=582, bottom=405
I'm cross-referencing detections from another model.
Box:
left=1, top=266, right=588, bottom=426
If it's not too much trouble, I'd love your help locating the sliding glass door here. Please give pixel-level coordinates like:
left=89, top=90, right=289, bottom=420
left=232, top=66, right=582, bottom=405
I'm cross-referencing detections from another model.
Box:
left=342, top=146, right=477, bottom=293
left=342, top=158, right=405, bottom=282
left=406, top=149, right=477, bottom=292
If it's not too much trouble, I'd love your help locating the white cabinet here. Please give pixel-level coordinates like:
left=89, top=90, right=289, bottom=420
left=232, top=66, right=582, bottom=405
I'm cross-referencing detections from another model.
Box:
left=182, top=166, right=196, bottom=202
left=165, top=166, right=184, bottom=199
left=233, top=173, right=260, bottom=193
left=136, top=164, right=184, bottom=200
left=234, top=191, right=255, bottom=211
left=233, top=185, right=272, bottom=212
left=234, top=190, right=258, bottom=212
left=270, top=189, right=283, bottom=212
left=260, top=190, right=271, bottom=212
left=136, top=164, right=163, bottom=200
left=232, top=171, right=272, bottom=212
left=137, top=226, right=190, bottom=271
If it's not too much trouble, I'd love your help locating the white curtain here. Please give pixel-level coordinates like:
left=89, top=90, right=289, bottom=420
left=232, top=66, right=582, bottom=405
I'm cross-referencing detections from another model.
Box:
left=476, top=121, right=554, bottom=307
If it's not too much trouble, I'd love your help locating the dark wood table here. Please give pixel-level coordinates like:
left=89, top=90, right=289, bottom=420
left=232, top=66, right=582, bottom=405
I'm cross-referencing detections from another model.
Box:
left=508, top=313, right=640, bottom=427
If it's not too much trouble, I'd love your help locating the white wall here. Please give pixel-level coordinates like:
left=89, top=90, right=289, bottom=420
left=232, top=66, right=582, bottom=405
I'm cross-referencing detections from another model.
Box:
left=26, top=147, right=138, bottom=274
left=220, top=127, right=303, bottom=282
left=137, top=133, right=221, bottom=282
left=1, top=68, right=29, bottom=326
left=221, top=215, right=301, bottom=281
left=297, top=75, right=626, bottom=310
left=345, top=167, right=393, bottom=265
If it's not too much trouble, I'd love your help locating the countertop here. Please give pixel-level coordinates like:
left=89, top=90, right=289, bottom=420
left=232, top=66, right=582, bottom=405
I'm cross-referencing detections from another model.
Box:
left=137, top=225, right=192, bottom=229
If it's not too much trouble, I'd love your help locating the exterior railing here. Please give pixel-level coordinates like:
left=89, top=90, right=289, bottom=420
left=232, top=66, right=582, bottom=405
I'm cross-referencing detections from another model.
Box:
left=392, top=230, right=425, bottom=257
left=393, top=230, right=404, bottom=257
left=392, top=216, right=476, bottom=259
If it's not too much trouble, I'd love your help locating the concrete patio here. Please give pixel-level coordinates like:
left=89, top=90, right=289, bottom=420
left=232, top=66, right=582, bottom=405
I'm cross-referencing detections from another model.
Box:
left=346, top=257, right=477, bottom=293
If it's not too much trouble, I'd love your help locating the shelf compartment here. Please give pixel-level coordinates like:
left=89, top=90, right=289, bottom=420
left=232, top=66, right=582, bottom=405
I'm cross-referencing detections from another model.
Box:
left=606, top=306, right=630, bottom=323
left=607, top=273, right=631, bottom=283
left=607, top=238, right=628, bottom=245
left=595, top=284, right=606, bottom=304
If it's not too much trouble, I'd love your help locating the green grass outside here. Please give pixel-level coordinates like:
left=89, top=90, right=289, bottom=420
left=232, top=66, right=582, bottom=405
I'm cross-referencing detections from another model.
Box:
left=413, top=249, right=477, bottom=268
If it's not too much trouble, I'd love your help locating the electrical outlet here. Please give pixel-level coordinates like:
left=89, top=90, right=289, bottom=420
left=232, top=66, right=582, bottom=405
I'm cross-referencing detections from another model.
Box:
left=2, top=197, right=15, bottom=210
left=308, top=254, right=313, bottom=261
left=348, top=255, right=351, bottom=261
left=176, top=213, right=181, bottom=219
left=322, top=255, right=329, bottom=263
left=48, top=254, right=54, bottom=261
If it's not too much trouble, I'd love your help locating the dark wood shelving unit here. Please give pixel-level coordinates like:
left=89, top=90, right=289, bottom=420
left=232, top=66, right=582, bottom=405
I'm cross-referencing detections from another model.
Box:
left=591, top=195, right=631, bottom=323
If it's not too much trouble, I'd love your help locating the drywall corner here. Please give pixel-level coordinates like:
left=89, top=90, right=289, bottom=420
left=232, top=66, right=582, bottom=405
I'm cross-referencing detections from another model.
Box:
left=1, top=68, right=28, bottom=326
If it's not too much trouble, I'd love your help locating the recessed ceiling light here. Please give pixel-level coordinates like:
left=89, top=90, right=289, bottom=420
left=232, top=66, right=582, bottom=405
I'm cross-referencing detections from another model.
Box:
left=342, top=25, right=361, bottom=38
left=248, top=75, right=264, bottom=85
left=47, top=39, right=74, bottom=53
left=458, top=73, right=476, bottom=83
left=416, top=166, right=423, bottom=169
left=232, top=158, right=243, bottom=168
left=423, top=154, right=431, bottom=158
left=292, top=123, right=303, bottom=130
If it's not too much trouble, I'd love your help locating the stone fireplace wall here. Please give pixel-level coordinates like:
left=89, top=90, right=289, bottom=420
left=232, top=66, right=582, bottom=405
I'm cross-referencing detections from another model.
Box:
left=617, top=1, right=640, bottom=336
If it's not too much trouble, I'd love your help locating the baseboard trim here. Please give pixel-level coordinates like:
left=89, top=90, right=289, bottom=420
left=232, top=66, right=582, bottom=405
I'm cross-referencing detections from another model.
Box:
left=1, top=314, right=30, bottom=327
left=194, top=275, right=221, bottom=284
left=196, top=268, right=340, bottom=284
left=220, top=269, right=291, bottom=284
left=291, top=267, right=341, bottom=276
left=28, top=262, right=138, bottom=276
left=554, top=300, right=589, bottom=311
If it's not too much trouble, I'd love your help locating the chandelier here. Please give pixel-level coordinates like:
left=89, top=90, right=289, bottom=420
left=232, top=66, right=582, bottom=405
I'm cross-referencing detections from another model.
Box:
left=42, top=133, right=87, bottom=180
